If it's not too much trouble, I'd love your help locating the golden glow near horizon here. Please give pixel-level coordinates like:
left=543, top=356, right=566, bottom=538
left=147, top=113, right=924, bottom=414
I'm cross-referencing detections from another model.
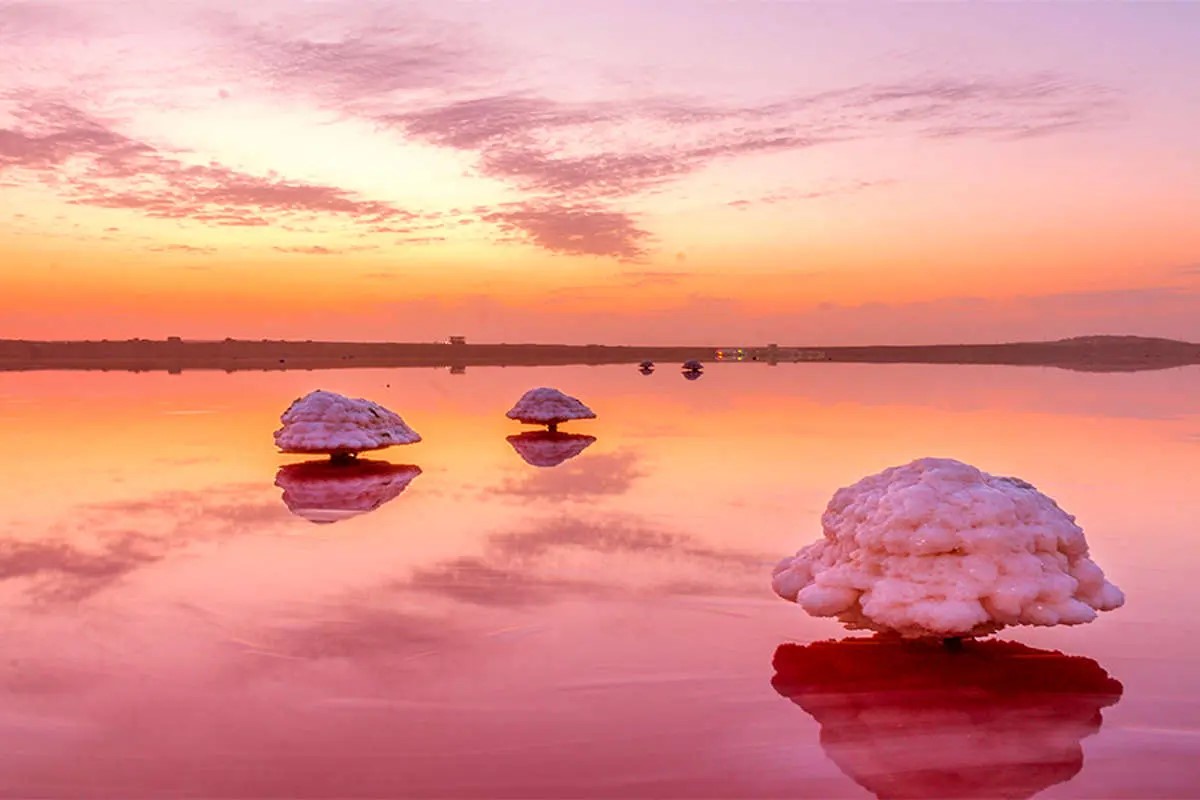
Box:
left=1, top=2, right=1198, bottom=344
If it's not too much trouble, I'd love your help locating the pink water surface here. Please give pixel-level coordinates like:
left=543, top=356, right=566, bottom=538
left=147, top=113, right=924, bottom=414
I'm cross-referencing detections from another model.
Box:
left=0, top=363, right=1196, bottom=798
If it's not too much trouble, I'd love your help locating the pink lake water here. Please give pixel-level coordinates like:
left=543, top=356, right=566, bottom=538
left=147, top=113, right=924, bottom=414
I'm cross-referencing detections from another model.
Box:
left=0, top=363, right=1197, bottom=798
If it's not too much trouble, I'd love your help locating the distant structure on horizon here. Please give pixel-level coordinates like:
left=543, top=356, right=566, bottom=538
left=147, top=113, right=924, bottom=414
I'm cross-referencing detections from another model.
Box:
left=715, top=344, right=827, bottom=364
left=448, top=336, right=466, bottom=345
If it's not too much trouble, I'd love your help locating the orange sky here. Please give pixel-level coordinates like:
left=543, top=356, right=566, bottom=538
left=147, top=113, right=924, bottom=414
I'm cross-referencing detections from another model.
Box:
left=1, top=2, right=1198, bottom=344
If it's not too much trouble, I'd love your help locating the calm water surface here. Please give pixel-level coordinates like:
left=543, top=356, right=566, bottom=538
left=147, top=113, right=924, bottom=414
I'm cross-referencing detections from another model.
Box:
left=0, top=363, right=1197, bottom=798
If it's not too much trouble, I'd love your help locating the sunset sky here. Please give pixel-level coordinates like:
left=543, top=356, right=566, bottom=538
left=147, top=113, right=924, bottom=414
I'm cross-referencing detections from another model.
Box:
left=2, top=1, right=1198, bottom=344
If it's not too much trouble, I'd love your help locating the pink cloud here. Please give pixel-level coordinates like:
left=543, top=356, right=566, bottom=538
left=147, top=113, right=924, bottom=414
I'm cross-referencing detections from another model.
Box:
left=481, top=203, right=650, bottom=260
left=378, top=75, right=1114, bottom=259
left=273, top=244, right=378, bottom=256
left=0, top=99, right=417, bottom=230
left=227, top=12, right=477, bottom=106
left=381, top=94, right=609, bottom=149
left=391, top=76, right=1114, bottom=190
left=727, top=179, right=894, bottom=209
left=0, top=1, right=91, bottom=43
left=149, top=243, right=217, bottom=255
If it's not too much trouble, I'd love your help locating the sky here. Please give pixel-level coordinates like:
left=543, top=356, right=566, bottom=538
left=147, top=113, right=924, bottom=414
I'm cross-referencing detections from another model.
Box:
left=1, top=0, right=1198, bottom=345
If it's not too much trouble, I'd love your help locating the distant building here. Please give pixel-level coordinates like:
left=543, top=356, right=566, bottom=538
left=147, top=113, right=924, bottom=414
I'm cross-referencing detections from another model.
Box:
left=448, top=336, right=466, bottom=345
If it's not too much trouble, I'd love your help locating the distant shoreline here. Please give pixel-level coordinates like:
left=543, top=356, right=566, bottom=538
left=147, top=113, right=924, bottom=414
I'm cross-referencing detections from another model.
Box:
left=0, top=335, right=1197, bottom=374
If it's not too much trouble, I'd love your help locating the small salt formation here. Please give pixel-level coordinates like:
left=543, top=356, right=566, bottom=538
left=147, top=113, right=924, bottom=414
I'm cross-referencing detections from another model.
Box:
left=771, top=457, right=1124, bottom=638
left=506, top=431, right=596, bottom=468
left=274, top=389, right=420, bottom=461
left=505, top=387, right=595, bottom=433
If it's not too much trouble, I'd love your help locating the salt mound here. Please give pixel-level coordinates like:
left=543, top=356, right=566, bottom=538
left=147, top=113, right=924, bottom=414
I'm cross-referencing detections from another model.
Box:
left=274, top=390, right=420, bottom=457
left=505, top=387, right=595, bottom=431
left=771, top=457, right=1124, bottom=638
left=772, top=636, right=1123, bottom=799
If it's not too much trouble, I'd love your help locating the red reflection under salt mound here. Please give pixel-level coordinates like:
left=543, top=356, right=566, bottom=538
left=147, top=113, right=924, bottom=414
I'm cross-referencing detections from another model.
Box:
left=771, top=636, right=1122, bottom=799
left=274, top=459, right=421, bottom=524
left=506, top=431, right=596, bottom=468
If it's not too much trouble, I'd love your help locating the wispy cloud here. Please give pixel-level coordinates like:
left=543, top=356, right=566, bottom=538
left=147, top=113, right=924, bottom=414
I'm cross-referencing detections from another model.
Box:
left=273, top=244, right=378, bottom=256
left=381, top=94, right=609, bottom=149
left=728, top=179, right=894, bottom=209
left=0, top=1, right=90, bottom=43
left=0, top=10, right=1124, bottom=262
left=389, top=77, right=1116, bottom=193
left=846, top=73, right=1118, bottom=139
left=0, top=98, right=417, bottom=231
left=149, top=243, right=218, bottom=255
left=234, top=20, right=474, bottom=106
left=481, top=202, right=650, bottom=260
left=379, top=75, right=1114, bottom=256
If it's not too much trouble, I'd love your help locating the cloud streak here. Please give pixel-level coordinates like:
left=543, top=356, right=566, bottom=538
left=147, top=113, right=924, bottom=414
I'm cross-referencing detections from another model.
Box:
left=226, top=10, right=478, bottom=107
left=0, top=99, right=417, bottom=231
left=0, top=12, right=1125, bottom=261
left=378, top=75, right=1114, bottom=257
left=482, top=202, right=650, bottom=260
left=389, top=77, right=1116, bottom=192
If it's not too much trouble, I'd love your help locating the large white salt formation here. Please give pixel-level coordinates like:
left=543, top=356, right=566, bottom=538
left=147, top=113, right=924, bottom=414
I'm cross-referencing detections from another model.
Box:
left=274, top=390, right=421, bottom=459
left=505, top=387, right=595, bottom=432
left=772, top=457, right=1124, bottom=638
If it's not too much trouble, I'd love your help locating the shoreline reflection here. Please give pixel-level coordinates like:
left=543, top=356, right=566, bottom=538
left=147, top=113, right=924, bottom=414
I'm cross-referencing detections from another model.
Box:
left=771, top=636, right=1122, bottom=799
left=274, top=459, right=421, bottom=524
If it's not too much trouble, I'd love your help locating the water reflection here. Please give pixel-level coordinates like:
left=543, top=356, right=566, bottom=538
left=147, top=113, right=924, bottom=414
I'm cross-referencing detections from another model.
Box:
left=491, top=452, right=644, bottom=502
left=506, top=431, right=596, bottom=467
left=771, top=636, right=1122, bottom=799
left=682, top=370, right=702, bottom=380
left=274, top=460, right=421, bottom=524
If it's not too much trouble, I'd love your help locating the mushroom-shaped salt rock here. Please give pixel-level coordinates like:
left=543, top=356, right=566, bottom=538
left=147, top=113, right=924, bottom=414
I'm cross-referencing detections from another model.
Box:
left=771, top=457, right=1124, bottom=639
left=505, top=387, right=595, bottom=433
left=274, top=389, right=420, bottom=461
left=772, top=636, right=1122, bottom=799
left=275, top=460, right=421, bottom=524
left=681, top=359, right=703, bottom=372
left=506, top=431, right=596, bottom=468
